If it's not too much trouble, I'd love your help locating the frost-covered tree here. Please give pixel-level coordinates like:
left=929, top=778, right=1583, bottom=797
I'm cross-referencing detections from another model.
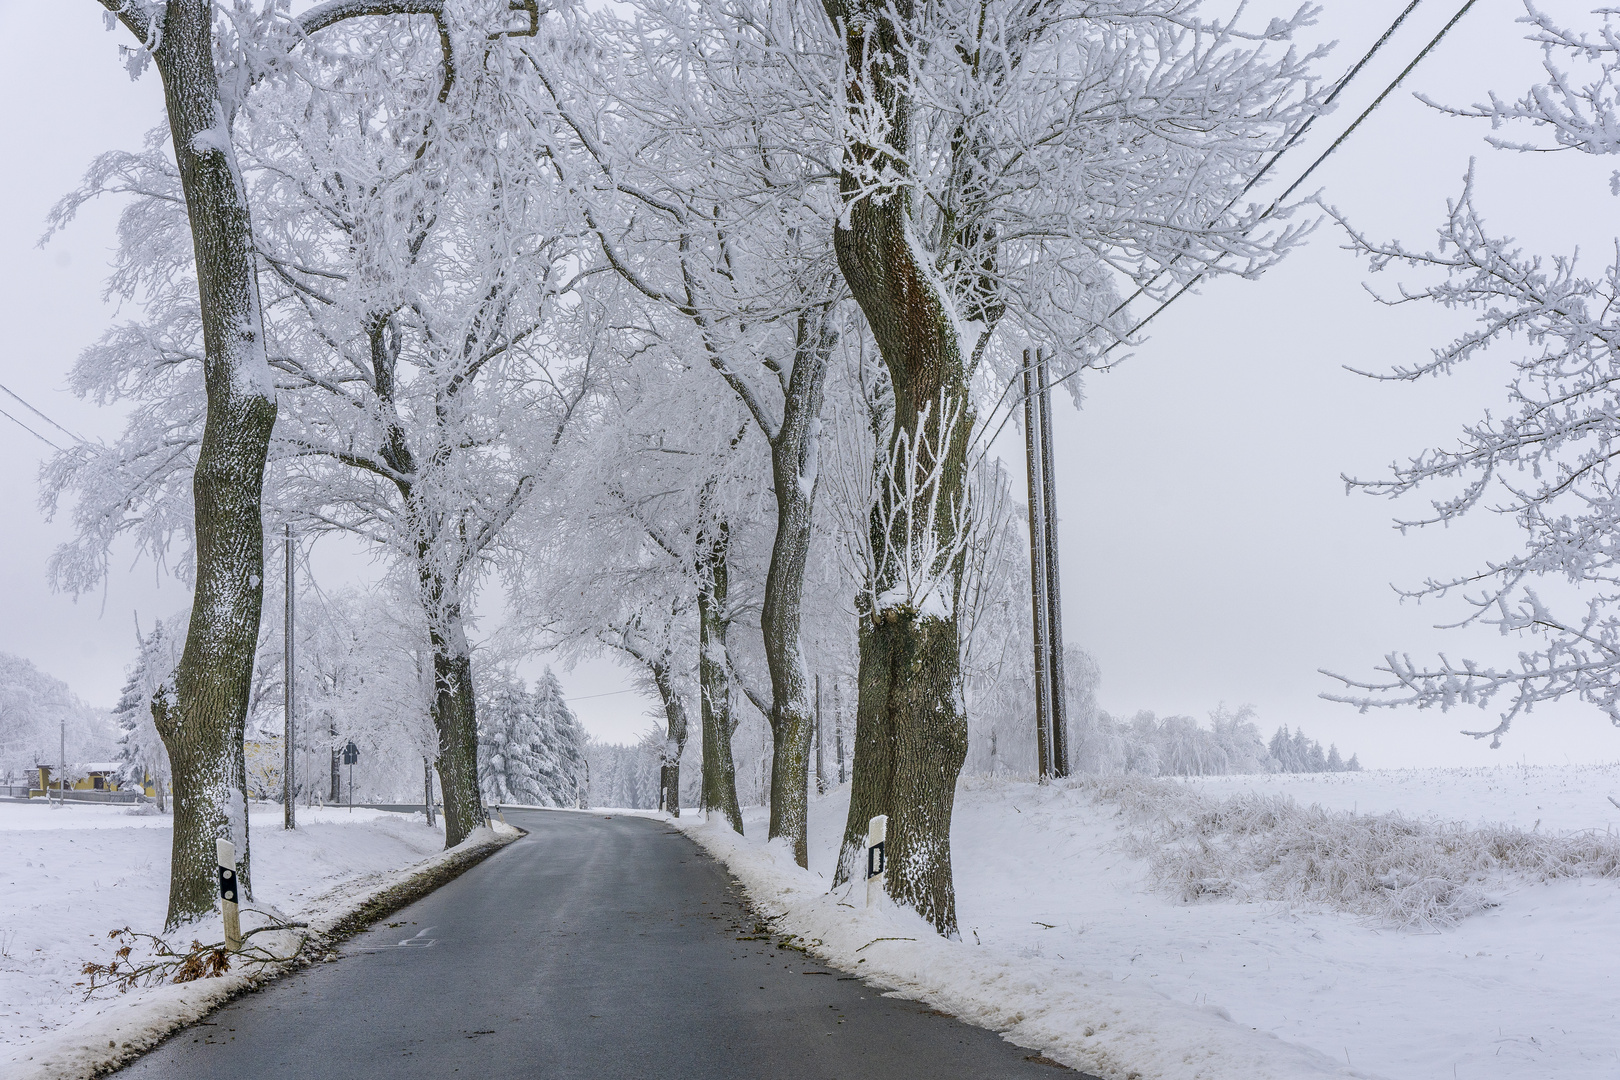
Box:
left=1325, top=4, right=1620, bottom=748
left=820, top=0, right=1323, bottom=933
left=517, top=336, right=768, bottom=828
left=49, top=0, right=538, bottom=928
left=478, top=673, right=545, bottom=806
left=276, top=583, right=439, bottom=805
left=0, top=653, right=116, bottom=786
left=476, top=668, right=584, bottom=807
left=527, top=0, right=848, bottom=862
left=531, top=667, right=587, bottom=807
left=585, top=732, right=668, bottom=810
left=113, top=615, right=185, bottom=810
left=51, top=5, right=586, bottom=849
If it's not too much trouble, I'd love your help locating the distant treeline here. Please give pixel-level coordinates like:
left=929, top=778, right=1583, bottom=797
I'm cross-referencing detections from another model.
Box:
left=1071, top=706, right=1361, bottom=778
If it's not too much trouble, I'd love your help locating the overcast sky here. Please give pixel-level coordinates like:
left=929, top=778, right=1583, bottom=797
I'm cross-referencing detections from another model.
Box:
left=2, top=0, right=1616, bottom=767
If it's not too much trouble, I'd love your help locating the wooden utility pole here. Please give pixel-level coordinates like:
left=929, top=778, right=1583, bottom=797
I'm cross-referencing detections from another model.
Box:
left=1036, top=352, right=1069, bottom=777
left=1022, top=349, right=1054, bottom=781
left=834, top=679, right=846, bottom=785
left=815, top=675, right=827, bottom=795
left=283, top=524, right=296, bottom=829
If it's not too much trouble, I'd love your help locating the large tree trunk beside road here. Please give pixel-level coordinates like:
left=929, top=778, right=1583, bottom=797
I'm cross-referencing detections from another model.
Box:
left=697, top=517, right=744, bottom=833
left=651, top=657, right=691, bottom=816
left=762, top=310, right=836, bottom=866
left=104, top=0, right=278, bottom=930
left=823, top=0, right=973, bottom=936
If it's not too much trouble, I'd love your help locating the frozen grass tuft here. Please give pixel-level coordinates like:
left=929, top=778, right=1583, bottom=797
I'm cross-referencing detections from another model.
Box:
left=1071, top=776, right=1620, bottom=927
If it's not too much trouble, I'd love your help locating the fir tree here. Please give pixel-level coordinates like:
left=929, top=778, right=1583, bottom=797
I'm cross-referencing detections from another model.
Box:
left=533, top=667, right=586, bottom=807
left=478, top=675, right=546, bottom=805
left=113, top=617, right=179, bottom=810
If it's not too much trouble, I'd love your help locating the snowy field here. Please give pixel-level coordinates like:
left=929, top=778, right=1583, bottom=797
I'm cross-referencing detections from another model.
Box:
left=681, top=764, right=1620, bottom=1080
left=0, top=800, right=446, bottom=1050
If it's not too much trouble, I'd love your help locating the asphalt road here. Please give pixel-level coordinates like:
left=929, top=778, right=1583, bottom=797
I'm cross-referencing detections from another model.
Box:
left=116, top=810, right=1093, bottom=1079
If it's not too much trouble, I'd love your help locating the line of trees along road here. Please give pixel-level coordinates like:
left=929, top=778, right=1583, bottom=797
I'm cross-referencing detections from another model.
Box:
left=48, top=0, right=1354, bottom=939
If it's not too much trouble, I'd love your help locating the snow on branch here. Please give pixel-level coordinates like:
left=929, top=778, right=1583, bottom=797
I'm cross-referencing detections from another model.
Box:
left=844, top=391, right=973, bottom=625
left=1326, top=7, right=1620, bottom=742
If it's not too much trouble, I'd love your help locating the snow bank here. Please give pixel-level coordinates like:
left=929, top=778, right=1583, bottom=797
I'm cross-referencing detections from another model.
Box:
left=677, top=766, right=1620, bottom=1080
left=678, top=803, right=1364, bottom=1080
left=0, top=801, right=520, bottom=1080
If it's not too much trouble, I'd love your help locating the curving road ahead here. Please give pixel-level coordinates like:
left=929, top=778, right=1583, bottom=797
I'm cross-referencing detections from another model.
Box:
left=116, top=810, right=1092, bottom=1079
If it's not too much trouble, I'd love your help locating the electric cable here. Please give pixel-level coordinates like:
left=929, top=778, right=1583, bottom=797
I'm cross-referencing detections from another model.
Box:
left=0, top=382, right=85, bottom=444
left=0, top=406, right=61, bottom=450
left=972, top=0, right=1481, bottom=462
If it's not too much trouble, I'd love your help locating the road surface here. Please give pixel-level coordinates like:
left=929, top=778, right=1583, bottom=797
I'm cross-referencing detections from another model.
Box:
left=116, top=810, right=1092, bottom=1078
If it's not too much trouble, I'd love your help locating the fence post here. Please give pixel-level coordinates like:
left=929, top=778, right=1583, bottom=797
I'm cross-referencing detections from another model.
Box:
left=216, top=839, right=242, bottom=952
left=864, top=814, right=888, bottom=908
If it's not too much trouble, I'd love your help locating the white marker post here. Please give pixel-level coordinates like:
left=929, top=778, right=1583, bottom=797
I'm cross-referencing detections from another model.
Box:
left=864, top=814, right=887, bottom=908
left=216, top=839, right=242, bottom=952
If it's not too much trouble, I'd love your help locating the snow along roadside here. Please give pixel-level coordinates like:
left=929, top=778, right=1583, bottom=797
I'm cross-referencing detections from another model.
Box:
left=674, top=814, right=1376, bottom=1080
left=3, top=821, right=523, bottom=1080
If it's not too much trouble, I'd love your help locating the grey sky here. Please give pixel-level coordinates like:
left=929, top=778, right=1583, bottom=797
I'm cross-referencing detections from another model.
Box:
left=1, top=0, right=1615, bottom=765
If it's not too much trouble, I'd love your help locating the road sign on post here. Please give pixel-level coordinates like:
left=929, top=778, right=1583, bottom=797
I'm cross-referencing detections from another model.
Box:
left=864, top=814, right=887, bottom=908
left=342, top=741, right=359, bottom=811
left=216, top=838, right=242, bottom=952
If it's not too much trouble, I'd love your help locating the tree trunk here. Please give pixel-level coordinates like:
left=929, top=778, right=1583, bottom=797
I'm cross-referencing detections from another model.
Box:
left=429, top=636, right=482, bottom=846
left=650, top=657, right=690, bottom=816
left=824, top=0, right=973, bottom=936
left=697, top=516, right=743, bottom=832
left=329, top=719, right=341, bottom=803
left=417, top=543, right=482, bottom=845
left=110, top=0, right=279, bottom=931
left=761, top=309, right=835, bottom=866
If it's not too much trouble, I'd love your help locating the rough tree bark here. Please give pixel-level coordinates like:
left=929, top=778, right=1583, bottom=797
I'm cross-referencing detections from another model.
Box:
left=96, top=0, right=506, bottom=930
left=696, top=511, right=743, bottom=833
left=364, top=309, right=515, bottom=849
left=421, top=569, right=484, bottom=845
left=823, top=0, right=975, bottom=936
left=650, top=655, right=690, bottom=815
left=102, top=0, right=277, bottom=929
left=759, top=308, right=837, bottom=866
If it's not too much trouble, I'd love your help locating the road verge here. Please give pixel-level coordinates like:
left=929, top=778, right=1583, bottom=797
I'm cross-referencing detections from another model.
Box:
left=3, top=821, right=523, bottom=1080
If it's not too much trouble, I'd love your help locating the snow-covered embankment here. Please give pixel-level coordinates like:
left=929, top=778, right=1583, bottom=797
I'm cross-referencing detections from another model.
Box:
left=677, top=766, right=1620, bottom=1080
left=0, top=800, right=520, bottom=1080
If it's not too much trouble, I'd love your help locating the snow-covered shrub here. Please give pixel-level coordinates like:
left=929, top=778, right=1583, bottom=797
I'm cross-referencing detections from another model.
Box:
left=1078, top=777, right=1620, bottom=927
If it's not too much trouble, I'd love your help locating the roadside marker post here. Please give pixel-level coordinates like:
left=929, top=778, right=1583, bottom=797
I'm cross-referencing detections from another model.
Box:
left=216, top=838, right=243, bottom=952
left=864, top=814, right=887, bottom=908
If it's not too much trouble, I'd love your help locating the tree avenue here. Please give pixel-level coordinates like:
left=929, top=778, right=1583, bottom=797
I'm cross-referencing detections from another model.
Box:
left=50, top=0, right=1323, bottom=938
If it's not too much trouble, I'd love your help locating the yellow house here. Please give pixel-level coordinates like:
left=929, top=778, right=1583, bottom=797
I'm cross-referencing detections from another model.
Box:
left=32, top=763, right=135, bottom=796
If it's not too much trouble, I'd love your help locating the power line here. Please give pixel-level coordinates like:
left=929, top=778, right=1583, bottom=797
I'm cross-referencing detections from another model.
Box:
left=972, top=1, right=1436, bottom=460
left=0, top=383, right=84, bottom=444
left=975, top=0, right=1480, bottom=460
left=1099, top=0, right=1429, bottom=329
left=568, top=686, right=646, bottom=702
left=0, top=406, right=61, bottom=450
left=1101, top=0, right=1482, bottom=350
